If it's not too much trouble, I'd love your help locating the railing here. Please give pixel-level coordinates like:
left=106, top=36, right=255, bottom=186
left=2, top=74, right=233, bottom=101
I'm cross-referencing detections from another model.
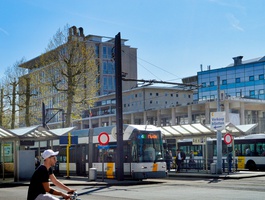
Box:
left=171, top=158, right=238, bottom=173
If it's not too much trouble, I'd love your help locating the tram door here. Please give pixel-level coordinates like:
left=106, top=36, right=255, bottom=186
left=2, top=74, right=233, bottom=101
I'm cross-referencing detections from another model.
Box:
left=76, top=144, right=87, bottom=176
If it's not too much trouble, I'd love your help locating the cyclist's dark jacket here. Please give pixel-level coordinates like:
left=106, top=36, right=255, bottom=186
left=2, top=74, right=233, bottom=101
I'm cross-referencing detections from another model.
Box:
left=27, top=165, right=53, bottom=200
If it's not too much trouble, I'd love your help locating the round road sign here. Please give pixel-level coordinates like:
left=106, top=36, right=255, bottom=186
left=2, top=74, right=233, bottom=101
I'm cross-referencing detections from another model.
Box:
left=98, top=132, right=110, bottom=145
left=224, top=133, right=233, bottom=145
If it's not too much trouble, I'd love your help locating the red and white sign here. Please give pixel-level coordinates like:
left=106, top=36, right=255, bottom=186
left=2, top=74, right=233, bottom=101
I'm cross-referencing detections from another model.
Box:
left=98, top=132, right=110, bottom=145
left=224, top=133, right=233, bottom=145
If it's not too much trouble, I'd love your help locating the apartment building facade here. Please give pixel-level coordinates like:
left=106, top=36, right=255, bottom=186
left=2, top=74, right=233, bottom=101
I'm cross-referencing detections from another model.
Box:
left=19, top=26, right=137, bottom=127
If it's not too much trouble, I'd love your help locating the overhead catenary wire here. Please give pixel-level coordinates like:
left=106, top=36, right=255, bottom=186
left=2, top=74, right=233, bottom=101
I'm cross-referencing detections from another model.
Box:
left=121, top=50, right=183, bottom=82
left=122, top=78, right=200, bottom=90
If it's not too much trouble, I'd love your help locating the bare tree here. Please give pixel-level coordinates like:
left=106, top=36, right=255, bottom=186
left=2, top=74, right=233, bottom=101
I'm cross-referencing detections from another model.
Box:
left=3, top=58, right=28, bottom=128
left=38, top=25, right=99, bottom=127
left=0, top=82, right=10, bottom=127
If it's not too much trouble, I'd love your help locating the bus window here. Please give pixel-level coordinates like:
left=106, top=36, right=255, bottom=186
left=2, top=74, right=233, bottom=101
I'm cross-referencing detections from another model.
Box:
left=234, top=144, right=242, bottom=156
left=242, top=144, right=255, bottom=156
left=257, top=143, right=265, bottom=156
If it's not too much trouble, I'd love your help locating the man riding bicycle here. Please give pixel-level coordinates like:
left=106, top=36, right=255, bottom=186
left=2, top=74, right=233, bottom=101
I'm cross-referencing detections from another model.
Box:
left=27, top=149, right=76, bottom=200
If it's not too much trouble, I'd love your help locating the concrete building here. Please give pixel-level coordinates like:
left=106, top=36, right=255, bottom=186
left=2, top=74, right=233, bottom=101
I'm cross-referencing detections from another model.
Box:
left=198, top=56, right=265, bottom=101
left=46, top=86, right=194, bottom=130
left=19, top=26, right=137, bottom=127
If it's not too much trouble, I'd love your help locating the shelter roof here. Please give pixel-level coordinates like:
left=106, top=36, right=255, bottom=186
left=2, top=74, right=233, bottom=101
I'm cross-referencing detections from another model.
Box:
left=0, top=127, right=17, bottom=139
left=12, top=126, right=55, bottom=139
left=0, top=125, right=75, bottom=141
left=160, top=123, right=257, bottom=139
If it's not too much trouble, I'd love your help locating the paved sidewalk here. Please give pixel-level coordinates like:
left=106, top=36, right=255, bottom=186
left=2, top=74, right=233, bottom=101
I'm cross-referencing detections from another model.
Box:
left=1, top=170, right=265, bottom=188
left=167, top=169, right=265, bottom=179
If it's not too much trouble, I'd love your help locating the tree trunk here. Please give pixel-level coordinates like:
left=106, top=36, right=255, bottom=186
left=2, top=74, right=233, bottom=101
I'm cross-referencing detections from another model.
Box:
left=11, top=82, right=16, bottom=129
left=0, top=88, right=3, bottom=126
left=25, top=77, right=31, bottom=126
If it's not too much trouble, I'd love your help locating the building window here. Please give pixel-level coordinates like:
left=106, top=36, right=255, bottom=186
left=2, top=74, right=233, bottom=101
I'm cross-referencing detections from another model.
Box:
left=259, top=74, right=264, bottom=80
left=222, top=80, right=227, bottom=85
left=156, top=93, right=159, bottom=96
left=236, top=92, right=241, bottom=97
left=249, top=90, right=255, bottom=97
left=235, top=78, right=240, bottom=83
left=210, top=81, right=214, bottom=86
left=103, top=46, right=107, bottom=59
left=210, top=95, right=215, bottom=100
left=176, top=94, right=178, bottom=97
left=202, top=82, right=206, bottom=87
left=150, top=93, right=152, bottom=96
left=249, top=76, right=254, bottom=81
left=259, top=89, right=264, bottom=94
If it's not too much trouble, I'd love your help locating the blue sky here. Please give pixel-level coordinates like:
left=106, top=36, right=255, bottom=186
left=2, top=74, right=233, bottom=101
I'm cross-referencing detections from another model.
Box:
left=1, top=0, right=265, bottom=82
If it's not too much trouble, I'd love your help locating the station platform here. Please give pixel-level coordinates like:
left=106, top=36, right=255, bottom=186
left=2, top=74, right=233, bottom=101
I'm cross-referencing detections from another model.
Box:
left=1, top=170, right=265, bottom=188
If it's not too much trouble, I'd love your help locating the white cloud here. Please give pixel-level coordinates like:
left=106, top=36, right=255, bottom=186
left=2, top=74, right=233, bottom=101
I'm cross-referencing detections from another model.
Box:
left=208, top=0, right=245, bottom=10
left=226, top=14, right=244, bottom=31
left=0, top=28, right=9, bottom=36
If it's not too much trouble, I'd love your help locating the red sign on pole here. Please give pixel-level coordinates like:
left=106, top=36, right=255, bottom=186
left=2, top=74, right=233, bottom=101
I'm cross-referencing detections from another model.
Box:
left=98, top=132, right=110, bottom=145
left=224, top=133, right=233, bottom=145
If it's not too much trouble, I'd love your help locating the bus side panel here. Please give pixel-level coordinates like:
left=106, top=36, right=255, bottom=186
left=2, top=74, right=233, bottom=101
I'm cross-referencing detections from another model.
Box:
left=106, top=163, right=115, bottom=178
left=237, top=156, right=245, bottom=170
left=59, top=163, right=76, bottom=173
left=124, top=162, right=131, bottom=176
left=92, top=162, right=115, bottom=178
left=131, top=162, right=166, bottom=179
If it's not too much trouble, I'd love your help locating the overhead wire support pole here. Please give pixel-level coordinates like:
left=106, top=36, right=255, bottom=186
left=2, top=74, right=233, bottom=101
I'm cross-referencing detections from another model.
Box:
left=115, top=32, right=124, bottom=181
left=216, top=76, right=222, bottom=174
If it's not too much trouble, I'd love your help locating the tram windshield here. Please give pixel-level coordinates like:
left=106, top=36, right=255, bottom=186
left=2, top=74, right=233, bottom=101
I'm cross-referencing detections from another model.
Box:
left=131, top=130, right=164, bottom=162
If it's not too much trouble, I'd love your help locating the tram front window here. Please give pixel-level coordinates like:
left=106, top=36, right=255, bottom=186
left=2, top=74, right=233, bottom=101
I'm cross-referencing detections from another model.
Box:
left=133, top=131, right=163, bottom=162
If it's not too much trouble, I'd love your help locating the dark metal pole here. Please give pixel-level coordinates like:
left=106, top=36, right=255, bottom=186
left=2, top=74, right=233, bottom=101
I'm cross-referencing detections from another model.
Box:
left=42, top=102, right=46, bottom=128
left=216, top=76, right=222, bottom=174
left=115, top=32, right=124, bottom=181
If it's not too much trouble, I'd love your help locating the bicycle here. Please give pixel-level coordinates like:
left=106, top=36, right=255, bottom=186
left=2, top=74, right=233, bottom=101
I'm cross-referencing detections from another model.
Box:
left=60, top=192, right=81, bottom=200
left=69, top=192, right=80, bottom=200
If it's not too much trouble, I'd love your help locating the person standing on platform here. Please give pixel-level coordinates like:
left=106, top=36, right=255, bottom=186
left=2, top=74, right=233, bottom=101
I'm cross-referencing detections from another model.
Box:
left=165, top=150, right=172, bottom=172
left=189, top=150, right=195, bottom=169
left=176, top=149, right=186, bottom=172
left=227, top=150, right=233, bottom=173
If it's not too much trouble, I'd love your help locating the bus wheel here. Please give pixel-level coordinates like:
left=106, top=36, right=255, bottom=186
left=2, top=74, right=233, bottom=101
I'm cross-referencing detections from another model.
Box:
left=246, top=160, right=256, bottom=171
